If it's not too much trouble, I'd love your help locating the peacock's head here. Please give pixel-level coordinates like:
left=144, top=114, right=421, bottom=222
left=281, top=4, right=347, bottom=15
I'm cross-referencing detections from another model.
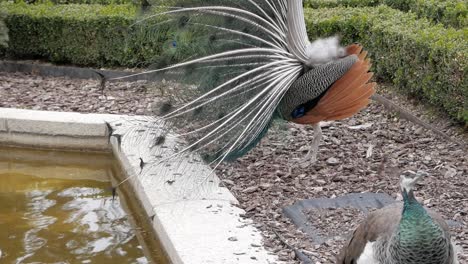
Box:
left=400, top=170, right=428, bottom=194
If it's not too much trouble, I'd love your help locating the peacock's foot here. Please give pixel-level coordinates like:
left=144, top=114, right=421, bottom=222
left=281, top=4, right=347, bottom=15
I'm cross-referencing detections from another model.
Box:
left=294, top=149, right=318, bottom=168
left=294, top=123, right=322, bottom=168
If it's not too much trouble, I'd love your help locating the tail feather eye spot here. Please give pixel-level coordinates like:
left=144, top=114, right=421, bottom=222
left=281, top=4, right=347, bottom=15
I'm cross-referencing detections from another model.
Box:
left=193, top=107, right=204, bottom=116
left=154, top=135, right=166, bottom=146
left=159, top=102, right=173, bottom=115
left=178, top=16, right=189, bottom=28
left=218, top=112, right=226, bottom=120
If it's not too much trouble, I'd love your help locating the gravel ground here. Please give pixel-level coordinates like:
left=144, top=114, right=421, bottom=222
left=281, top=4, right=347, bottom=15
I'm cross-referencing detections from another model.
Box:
left=1, top=71, right=467, bottom=263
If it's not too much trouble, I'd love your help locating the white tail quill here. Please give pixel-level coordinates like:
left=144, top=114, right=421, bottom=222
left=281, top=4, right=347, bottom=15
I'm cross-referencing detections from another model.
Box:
left=286, top=0, right=309, bottom=63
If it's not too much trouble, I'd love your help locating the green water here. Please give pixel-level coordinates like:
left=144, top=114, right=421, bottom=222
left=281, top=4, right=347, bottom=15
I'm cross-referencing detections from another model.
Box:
left=0, top=147, right=148, bottom=263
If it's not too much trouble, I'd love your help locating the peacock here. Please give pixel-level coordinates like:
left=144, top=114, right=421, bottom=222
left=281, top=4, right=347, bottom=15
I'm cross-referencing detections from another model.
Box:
left=337, top=170, right=459, bottom=264
left=109, top=0, right=453, bottom=168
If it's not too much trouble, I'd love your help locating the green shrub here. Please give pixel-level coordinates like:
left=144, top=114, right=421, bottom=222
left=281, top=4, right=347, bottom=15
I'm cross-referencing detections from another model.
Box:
left=0, top=0, right=136, bottom=4
left=305, top=6, right=467, bottom=124
left=0, top=2, right=170, bottom=66
left=304, top=0, right=381, bottom=9
left=0, top=11, right=8, bottom=47
left=304, top=0, right=467, bottom=28
left=385, top=0, right=467, bottom=28
left=0, top=3, right=466, bottom=123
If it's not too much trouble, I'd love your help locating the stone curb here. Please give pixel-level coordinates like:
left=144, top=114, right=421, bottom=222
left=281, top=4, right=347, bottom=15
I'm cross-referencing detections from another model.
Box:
left=0, top=60, right=153, bottom=81
left=0, top=107, right=279, bottom=264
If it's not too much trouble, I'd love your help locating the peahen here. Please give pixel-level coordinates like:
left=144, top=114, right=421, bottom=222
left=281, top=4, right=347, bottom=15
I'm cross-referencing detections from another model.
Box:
left=110, top=0, right=453, bottom=167
left=337, top=170, right=459, bottom=264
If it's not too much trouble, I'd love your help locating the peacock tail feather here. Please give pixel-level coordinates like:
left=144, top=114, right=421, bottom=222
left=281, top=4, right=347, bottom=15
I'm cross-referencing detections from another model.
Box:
left=112, top=0, right=375, bottom=169
left=118, top=0, right=308, bottom=164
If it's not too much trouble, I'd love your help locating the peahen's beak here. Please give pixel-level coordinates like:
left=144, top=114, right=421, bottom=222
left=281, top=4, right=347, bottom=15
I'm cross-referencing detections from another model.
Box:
left=400, top=170, right=429, bottom=192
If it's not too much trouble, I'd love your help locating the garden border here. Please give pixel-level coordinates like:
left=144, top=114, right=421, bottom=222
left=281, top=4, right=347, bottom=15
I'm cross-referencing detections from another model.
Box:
left=2, top=3, right=466, bottom=124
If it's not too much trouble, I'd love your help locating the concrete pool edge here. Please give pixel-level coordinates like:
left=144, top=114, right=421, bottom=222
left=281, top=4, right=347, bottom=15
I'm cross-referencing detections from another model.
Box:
left=0, top=108, right=280, bottom=264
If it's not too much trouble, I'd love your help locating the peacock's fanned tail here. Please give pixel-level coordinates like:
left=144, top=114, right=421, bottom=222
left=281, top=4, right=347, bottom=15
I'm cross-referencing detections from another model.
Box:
left=113, top=0, right=374, bottom=167
left=114, top=0, right=303, bottom=164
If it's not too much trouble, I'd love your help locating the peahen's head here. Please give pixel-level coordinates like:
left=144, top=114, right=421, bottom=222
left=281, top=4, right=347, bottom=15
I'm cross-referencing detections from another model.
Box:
left=400, top=170, right=428, bottom=194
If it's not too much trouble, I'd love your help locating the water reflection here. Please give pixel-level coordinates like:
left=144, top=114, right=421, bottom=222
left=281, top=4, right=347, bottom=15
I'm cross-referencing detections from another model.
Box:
left=0, top=166, right=148, bottom=263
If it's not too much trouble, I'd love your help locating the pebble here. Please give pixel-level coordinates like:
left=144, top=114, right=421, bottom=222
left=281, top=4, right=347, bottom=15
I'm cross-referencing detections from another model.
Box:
left=326, top=157, right=340, bottom=165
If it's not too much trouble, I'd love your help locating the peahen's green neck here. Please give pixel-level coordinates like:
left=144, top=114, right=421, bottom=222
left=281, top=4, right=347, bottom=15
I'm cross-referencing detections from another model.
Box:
left=386, top=189, right=449, bottom=263
left=401, top=189, right=431, bottom=223
left=398, top=189, right=438, bottom=240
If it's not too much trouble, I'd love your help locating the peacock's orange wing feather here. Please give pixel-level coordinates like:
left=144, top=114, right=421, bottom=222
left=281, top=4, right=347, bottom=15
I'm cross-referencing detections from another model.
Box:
left=292, top=44, right=376, bottom=125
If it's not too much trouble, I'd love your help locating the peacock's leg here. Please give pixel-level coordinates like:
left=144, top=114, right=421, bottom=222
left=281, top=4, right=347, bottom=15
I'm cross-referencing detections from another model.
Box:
left=297, top=123, right=322, bottom=167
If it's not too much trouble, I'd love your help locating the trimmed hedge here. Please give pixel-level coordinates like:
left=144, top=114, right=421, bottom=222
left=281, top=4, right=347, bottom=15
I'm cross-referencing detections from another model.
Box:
left=0, top=11, right=8, bottom=47
left=304, top=0, right=380, bottom=8
left=0, top=3, right=466, bottom=123
left=304, top=0, right=467, bottom=28
left=0, top=2, right=169, bottom=66
left=305, top=6, right=467, bottom=124
left=386, top=0, right=467, bottom=28
left=0, top=0, right=135, bottom=4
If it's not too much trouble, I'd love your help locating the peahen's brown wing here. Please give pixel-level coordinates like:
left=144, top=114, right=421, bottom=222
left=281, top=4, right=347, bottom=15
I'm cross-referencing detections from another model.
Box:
left=336, top=203, right=455, bottom=264
left=336, top=203, right=401, bottom=264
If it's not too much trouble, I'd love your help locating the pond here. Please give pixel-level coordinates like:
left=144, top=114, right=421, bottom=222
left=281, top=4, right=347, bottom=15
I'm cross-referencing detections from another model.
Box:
left=0, top=147, right=167, bottom=264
